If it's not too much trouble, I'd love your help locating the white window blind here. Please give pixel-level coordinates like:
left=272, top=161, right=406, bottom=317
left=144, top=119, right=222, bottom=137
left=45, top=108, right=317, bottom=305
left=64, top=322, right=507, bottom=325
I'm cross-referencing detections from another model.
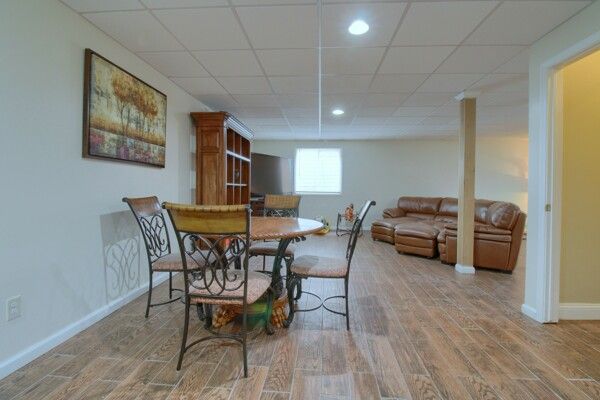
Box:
left=294, top=148, right=342, bottom=194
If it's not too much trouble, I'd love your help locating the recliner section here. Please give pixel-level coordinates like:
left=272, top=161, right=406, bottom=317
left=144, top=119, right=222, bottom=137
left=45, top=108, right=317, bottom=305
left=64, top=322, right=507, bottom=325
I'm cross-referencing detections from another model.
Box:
left=371, top=196, right=526, bottom=272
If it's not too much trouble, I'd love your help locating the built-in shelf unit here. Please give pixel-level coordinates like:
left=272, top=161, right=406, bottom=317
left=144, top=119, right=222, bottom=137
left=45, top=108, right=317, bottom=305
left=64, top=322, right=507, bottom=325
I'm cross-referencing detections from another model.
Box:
left=191, top=112, right=253, bottom=206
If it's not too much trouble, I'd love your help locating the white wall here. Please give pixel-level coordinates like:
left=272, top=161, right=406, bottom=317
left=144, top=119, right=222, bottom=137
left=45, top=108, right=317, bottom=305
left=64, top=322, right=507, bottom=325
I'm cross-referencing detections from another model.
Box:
left=525, top=0, right=600, bottom=322
left=253, top=136, right=528, bottom=228
left=0, top=0, right=208, bottom=377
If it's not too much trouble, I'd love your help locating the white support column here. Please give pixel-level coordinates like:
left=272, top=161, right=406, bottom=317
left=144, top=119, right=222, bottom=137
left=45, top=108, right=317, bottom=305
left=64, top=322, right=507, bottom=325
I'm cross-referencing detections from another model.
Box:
left=455, top=92, right=477, bottom=274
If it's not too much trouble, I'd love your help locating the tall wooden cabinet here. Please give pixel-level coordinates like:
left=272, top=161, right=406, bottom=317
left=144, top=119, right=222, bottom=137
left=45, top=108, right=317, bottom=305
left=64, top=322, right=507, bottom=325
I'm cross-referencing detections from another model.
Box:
left=191, top=112, right=253, bottom=205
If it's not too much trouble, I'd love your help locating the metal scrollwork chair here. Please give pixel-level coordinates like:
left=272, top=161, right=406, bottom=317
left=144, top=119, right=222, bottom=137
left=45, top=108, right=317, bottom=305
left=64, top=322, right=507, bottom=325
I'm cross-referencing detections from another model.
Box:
left=284, top=200, right=376, bottom=330
left=249, top=194, right=302, bottom=273
left=123, top=196, right=196, bottom=318
left=162, top=203, right=272, bottom=378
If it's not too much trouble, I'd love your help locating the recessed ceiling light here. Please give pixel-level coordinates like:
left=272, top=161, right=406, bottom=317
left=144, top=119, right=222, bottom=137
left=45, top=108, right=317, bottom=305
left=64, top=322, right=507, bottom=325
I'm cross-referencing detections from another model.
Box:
left=348, top=20, right=369, bottom=35
left=332, top=108, right=345, bottom=116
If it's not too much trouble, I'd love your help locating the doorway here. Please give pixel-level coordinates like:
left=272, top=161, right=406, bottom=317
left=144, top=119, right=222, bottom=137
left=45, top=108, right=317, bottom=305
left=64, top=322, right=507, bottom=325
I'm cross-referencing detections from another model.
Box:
left=543, top=48, right=600, bottom=321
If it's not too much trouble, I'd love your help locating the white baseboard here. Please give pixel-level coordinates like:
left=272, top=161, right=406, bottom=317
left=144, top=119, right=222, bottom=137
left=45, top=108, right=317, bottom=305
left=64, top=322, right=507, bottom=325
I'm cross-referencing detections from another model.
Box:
left=0, top=272, right=170, bottom=380
left=455, top=263, right=475, bottom=274
left=521, top=303, right=539, bottom=321
left=559, top=303, right=600, bottom=320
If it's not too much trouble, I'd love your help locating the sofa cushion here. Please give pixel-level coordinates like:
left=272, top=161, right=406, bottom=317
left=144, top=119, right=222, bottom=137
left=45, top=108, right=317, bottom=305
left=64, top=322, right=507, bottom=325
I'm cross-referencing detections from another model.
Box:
left=487, top=202, right=520, bottom=230
left=372, top=216, right=421, bottom=229
left=397, top=197, right=442, bottom=216
left=434, top=215, right=457, bottom=224
left=475, top=199, right=495, bottom=223
left=436, top=197, right=494, bottom=224
left=438, top=198, right=458, bottom=217
left=445, top=223, right=511, bottom=236
left=395, top=223, right=439, bottom=240
left=445, top=224, right=512, bottom=243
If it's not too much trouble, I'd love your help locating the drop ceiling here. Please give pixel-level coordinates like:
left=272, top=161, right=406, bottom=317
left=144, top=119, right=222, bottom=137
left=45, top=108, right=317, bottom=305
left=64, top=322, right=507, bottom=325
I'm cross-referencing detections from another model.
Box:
left=61, top=0, right=591, bottom=140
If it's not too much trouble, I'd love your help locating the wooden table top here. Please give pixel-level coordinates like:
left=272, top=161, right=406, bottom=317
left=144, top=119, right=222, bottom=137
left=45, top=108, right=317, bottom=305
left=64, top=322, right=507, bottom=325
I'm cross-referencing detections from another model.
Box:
left=250, top=217, right=324, bottom=240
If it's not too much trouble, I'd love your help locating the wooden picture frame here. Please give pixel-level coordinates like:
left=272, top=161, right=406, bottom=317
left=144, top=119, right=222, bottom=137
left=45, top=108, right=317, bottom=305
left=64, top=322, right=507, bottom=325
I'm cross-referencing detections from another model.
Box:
left=83, top=49, right=167, bottom=168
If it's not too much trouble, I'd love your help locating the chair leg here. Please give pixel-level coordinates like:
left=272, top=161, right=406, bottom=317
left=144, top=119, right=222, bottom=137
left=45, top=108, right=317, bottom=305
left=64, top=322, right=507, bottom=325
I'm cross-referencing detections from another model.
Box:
left=262, top=256, right=266, bottom=271
left=242, top=302, right=248, bottom=378
left=294, top=279, right=302, bottom=301
left=344, top=278, right=350, bottom=331
left=283, top=275, right=298, bottom=328
left=145, top=271, right=153, bottom=318
left=177, top=299, right=190, bottom=370
left=168, top=272, right=173, bottom=299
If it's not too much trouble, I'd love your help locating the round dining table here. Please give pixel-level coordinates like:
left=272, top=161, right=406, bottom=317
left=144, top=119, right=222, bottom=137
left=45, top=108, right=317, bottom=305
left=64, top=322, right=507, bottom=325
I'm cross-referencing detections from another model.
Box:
left=211, top=216, right=323, bottom=332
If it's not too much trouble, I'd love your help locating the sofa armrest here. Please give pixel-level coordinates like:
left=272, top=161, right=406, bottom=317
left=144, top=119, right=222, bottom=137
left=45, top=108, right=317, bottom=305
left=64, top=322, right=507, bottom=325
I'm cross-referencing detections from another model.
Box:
left=382, top=207, right=405, bottom=218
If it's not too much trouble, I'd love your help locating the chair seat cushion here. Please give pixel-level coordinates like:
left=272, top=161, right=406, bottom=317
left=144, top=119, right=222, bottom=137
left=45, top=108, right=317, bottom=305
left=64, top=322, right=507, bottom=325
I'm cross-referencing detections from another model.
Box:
left=249, top=242, right=296, bottom=257
left=189, top=270, right=271, bottom=305
left=152, top=253, right=206, bottom=271
left=291, top=255, right=348, bottom=278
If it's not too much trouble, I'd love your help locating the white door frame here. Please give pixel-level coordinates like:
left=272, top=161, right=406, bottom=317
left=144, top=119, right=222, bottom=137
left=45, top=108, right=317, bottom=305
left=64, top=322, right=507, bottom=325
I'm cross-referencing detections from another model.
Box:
left=533, top=34, right=600, bottom=323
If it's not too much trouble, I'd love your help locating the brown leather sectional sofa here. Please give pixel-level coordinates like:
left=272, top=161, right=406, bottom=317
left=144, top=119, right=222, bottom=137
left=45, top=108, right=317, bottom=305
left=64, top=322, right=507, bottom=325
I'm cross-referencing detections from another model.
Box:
left=371, top=196, right=526, bottom=272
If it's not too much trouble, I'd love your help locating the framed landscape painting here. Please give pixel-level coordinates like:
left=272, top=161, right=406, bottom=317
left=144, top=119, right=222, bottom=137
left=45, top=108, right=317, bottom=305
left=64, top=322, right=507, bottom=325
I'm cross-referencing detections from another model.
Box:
left=83, top=49, right=167, bottom=167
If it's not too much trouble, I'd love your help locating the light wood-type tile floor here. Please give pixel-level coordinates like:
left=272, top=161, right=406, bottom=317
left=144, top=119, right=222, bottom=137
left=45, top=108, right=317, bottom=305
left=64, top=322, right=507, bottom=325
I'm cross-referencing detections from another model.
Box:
left=1, top=234, right=599, bottom=400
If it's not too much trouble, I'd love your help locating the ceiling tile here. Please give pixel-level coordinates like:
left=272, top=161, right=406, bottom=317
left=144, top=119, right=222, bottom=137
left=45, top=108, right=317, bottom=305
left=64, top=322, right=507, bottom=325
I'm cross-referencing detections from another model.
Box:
left=236, top=5, right=317, bottom=49
left=138, top=51, right=208, bottom=77
left=193, top=50, right=263, bottom=76
left=323, top=94, right=364, bottom=111
left=402, top=92, right=455, bottom=107
left=417, top=73, right=483, bottom=93
left=393, top=107, right=437, bottom=117
left=323, top=47, right=386, bottom=75
left=269, top=76, right=317, bottom=94
left=287, top=117, right=318, bottom=126
left=353, top=117, right=386, bottom=125
left=393, top=1, right=498, bottom=46
left=466, top=1, right=590, bottom=45
left=154, top=8, right=249, bottom=50
left=495, top=49, right=530, bottom=74
left=83, top=11, right=183, bottom=52
left=379, top=46, right=455, bottom=74
left=240, top=117, right=287, bottom=126
left=431, top=103, right=459, bottom=117
left=323, top=75, right=372, bottom=94
left=62, top=0, right=143, bottom=12
left=386, top=116, right=426, bottom=125
left=256, top=49, right=317, bottom=76
left=233, top=0, right=315, bottom=4
left=282, top=107, right=318, bottom=118
left=369, top=74, right=428, bottom=93
left=421, top=116, right=459, bottom=126
left=322, top=3, right=407, bottom=47
left=437, top=45, right=524, bottom=73
left=141, top=0, right=228, bottom=8
left=322, top=116, right=354, bottom=126
left=195, top=94, right=238, bottom=110
left=216, top=76, right=272, bottom=94
left=232, top=94, right=278, bottom=107
left=171, top=77, right=227, bottom=95
left=363, top=93, right=410, bottom=107
left=470, top=74, right=528, bottom=93
left=356, top=107, right=397, bottom=117
left=236, top=107, right=283, bottom=118
left=277, top=94, right=317, bottom=108
left=477, top=91, right=528, bottom=107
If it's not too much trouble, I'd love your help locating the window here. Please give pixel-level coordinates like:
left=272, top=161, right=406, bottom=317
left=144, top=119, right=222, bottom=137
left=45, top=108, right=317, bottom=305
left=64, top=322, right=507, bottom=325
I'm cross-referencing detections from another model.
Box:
left=294, top=148, right=342, bottom=194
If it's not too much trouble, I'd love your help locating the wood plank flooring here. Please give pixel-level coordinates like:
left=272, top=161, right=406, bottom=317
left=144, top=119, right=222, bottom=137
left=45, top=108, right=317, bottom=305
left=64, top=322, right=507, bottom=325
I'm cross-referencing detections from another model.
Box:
left=1, top=234, right=599, bottom=400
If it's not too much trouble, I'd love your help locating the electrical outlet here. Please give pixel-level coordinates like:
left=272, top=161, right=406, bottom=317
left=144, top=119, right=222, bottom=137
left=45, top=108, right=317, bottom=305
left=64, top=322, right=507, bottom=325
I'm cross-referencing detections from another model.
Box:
left=6, top=296, right=21, bottom=321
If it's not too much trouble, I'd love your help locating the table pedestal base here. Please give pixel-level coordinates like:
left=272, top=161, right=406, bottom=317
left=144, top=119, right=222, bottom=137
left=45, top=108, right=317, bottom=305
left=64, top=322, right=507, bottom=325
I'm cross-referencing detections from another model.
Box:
left=212, top=291, right=288, bottom=329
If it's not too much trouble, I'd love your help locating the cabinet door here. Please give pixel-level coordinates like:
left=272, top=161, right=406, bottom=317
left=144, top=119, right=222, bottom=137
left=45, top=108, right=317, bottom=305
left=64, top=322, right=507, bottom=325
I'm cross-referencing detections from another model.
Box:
left=196, top=124, right=225, bottom=204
